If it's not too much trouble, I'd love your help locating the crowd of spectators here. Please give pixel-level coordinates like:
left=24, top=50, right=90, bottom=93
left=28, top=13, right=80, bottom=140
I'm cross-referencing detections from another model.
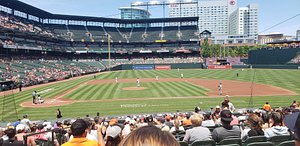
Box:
left=0, top=12, right=55, bottom=38
left=0, top=58, right=102, bottom=87
left=290, top=54, right=300, bottom=64
left=0, top=97, right=299, bottom=146
left=111, top=57, right=204, bottom=65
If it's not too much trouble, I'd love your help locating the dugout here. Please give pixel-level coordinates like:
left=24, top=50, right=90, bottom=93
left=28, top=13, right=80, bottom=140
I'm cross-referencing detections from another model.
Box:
left=0, top=81, right=14, bottom=91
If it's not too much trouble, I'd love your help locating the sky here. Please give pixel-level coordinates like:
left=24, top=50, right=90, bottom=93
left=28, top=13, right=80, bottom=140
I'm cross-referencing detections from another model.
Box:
left=18, top=0, right=300, bottom=36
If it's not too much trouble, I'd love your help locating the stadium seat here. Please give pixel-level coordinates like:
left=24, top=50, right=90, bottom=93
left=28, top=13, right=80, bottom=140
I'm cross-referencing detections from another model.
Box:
left=217, top=138, right=242, bottom=146
left=179, top=141, right=189, bottom=146
left=242, top=136, right=267, bottom=146
left=246, top=141, right=274, bottom=146
left=278, top=140, right=295, bottom=146
left=35, top=139, right=51, bottom=146
left=183, top=125, right=193, bottom=130
left=191, top=139, right=216, bottom=146
left=268, top=135, right=292, bottom=145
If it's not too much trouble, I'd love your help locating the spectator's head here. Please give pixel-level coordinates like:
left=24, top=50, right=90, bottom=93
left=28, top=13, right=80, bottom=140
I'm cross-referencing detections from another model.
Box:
left=16, top=124, right=25, bottom=133
left=106, top=125, right=122, bottom=139
left=195, top=106, right=200, bottom=113
left=109, top=118, right=118, bottom=126
left=119, top=125, right=179, bottom=146
left=70, top=119, right=88, bottom=137
left=270, top=112, right=284, bottom=126
left=190, top=114, right=203, bottom=126
left=215, top=106, right=221, bottom=113
left=266, top=102, right=269, bottom=104
left=220, top=110, right=233, bottom=125
left=222, top=102, right=229, bottom=110
left=246, top=114, right=262, bottom=131
left=284, top=112, right=300, bottom=146
left=5, top=128, right=16, bottom=139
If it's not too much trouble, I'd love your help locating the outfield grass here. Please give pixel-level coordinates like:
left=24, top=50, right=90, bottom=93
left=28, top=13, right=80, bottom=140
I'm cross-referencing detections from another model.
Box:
left=1, top=69, right=300, bottom=121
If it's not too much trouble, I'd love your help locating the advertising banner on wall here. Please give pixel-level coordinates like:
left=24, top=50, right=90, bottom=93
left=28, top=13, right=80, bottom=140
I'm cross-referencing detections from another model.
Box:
left=155, top=65, right=171, bottom=70
left=132, top=65, right=155, bottom=70
left=208, top=65, right=232, bottom=69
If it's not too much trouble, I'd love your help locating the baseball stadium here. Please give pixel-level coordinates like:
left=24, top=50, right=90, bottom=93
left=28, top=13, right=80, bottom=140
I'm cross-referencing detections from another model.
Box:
left=0, top=0, right=300, bottom=146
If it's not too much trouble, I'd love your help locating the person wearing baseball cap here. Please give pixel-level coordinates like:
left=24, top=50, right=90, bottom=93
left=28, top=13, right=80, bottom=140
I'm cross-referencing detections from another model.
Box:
left=212, top=110, right=241, bottom=143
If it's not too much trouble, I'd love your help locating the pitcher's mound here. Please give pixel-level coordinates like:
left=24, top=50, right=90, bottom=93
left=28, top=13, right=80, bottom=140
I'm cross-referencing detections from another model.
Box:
left=122, top=87, right=147, bottom=91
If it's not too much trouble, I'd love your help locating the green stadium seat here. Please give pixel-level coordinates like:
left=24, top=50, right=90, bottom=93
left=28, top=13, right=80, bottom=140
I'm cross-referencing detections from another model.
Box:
left=191, top=139, right=216, bottom=146
left=217, top=138, right=242, bottom=146
left=268, top=135, right=292, bottom=145
left=242, top=136, right=267, bottom=146
left=179, top=141, right=189, bottom=146
left=278, top=140, right=295, bottom=146
left=246, top=141, right=274, bottom=146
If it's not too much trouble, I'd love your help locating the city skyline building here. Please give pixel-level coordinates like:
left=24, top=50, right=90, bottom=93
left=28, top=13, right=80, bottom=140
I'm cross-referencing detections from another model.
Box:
left=169, top=0, right=238, bottom=36
left=297, top=30, right=300, bottom=41
left=229, top=4, right=258, bottom=40
left=119, top=7, right=150, bottom=20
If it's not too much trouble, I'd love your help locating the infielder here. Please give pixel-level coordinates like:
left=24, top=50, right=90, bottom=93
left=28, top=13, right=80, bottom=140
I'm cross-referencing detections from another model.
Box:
left=136, top=78, right=140, bottom=87
left=218, top=82, right=223, bottom=95
left=181, top=73, right=184, bottom=78
left=155, top=75, right=159, bottom=81
left=115, top=76, right=118, bottom=83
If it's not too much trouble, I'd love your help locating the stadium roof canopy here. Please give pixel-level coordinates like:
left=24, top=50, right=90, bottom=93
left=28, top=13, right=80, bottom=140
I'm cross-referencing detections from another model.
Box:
left=0, top=0, right=52, bottom=18
left=0, top=0, right=198, bottom=24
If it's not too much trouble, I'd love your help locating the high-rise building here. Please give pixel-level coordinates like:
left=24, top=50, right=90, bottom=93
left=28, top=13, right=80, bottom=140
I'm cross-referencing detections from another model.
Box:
left=297, top=30, right=300, bottom=41
left=168, top=0, right=238, bottom=36
left=229, top=4, right=258, bottom=40
left=119, top=7, right=150, bottom=20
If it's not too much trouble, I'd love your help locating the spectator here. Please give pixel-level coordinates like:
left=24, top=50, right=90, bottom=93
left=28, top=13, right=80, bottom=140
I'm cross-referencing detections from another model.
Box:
left=3, top=128, right=23, bottom=145
left=263, top=102, right=272, bottom=112
left=15, top=124, right=36, bottom=146
left=183, top=114, right=212, bottom=144
left=155, top=117, right=170, bottom=132
left=170, top=119, right=185, bottom=133
left=119, top=125, right=179, bottom=146
left=264, top=112, right=290, bottom=138
left=105, top=125, right=122, bottom=146
left=241, top=114, right=264, bottom=140
left=202, top=113, right=215, bottom=127
left=182, top=114, right=192, bottom=126
left=224, top=95, right=235, bottom=112
left=212, top=106, right=221, bottom=123
left=292, top=100, right=299, bottom=108
left=212, top=110, right=241, bottom=143
left=62, top=119, right=104, bottom=146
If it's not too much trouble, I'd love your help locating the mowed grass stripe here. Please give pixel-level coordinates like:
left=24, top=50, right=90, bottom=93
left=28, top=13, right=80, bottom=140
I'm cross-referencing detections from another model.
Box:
left=106, top=83, right=120, bottom=99
left=147, top=82, right=161, bottom=98
left=67, top=85, right=93, bottom=100
left=176, top=81, right=207, bottom=96
left=81, top=85, right=100, bottom=100
left=111, top=83, right=122, bottom=99
left=91, top=84, right=110, bottom=100
left=151, top=82, right=171, bottom=97
left=163, top=81, right=192, bottom=97
left=170, top=82, right=199, bottom=96
left=102, top=83, right=118, bottom=99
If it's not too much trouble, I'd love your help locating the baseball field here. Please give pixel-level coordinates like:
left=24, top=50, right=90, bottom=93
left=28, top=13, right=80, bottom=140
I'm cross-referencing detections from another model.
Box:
left=1, top=69, right=300, bottom=121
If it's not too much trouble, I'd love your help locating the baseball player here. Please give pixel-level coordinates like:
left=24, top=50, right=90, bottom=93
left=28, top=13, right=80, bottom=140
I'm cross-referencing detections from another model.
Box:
left=155, top=75, right=159, bottom=81
left=218, top=82, right=223, bottom=95
left=136, top=78, right=140, bottom=87
left=115, top=76, right=118, bottom=83
left=181, top=73, right=184, bottom=78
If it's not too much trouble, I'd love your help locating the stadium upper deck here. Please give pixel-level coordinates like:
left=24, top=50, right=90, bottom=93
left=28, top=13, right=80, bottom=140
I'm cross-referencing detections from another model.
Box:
left=0, top=0, right=200, bottom=55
